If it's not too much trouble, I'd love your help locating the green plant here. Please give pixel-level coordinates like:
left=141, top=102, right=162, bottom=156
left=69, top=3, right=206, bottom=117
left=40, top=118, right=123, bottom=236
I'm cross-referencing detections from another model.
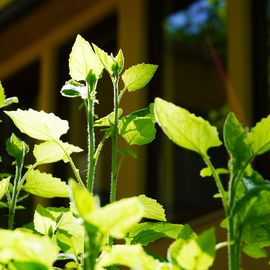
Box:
left=0, top=34, right=269, bottom=270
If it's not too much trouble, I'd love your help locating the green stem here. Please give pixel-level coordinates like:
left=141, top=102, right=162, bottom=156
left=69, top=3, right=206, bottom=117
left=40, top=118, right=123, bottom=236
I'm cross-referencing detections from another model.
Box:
left=110, top=76, right=119, bottom=203
left=94, top=129, right=110, bottom=168
left=228, top=217, right=240, bottom=270
left=86, top=82, right=97, bottom=193
left=118, top=87, right=127, bottom=104
left=203, top=155, right=228, bottom=215
left=8, top=160, right=24, bottom=230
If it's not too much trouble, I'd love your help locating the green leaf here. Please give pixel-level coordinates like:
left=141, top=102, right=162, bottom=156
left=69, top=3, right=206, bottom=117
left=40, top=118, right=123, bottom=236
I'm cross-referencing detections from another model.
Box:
left=5, top=109, right=69, bottom=141
left=34, top=204, right=57, bottom=236
left=223, top=113, right=252, bottom=168
left=86, top=197, right=144, bottom=238
left=94, top=109, right=123, bottom=127
left=33, top=140, right=82, bottom=165
left=119, top=116, right=156, bottom=145
left=114, top=49, right=124, bottom=75
left=69, top=34, right=103, bottom=80
left=0, top=177, right=10, bottom=200
left=0, top=228, right=58, bottom=267
left=97, top=244, right=159, bottom=270
left=169, top=228, right=216, bottom=270
left=10, top=261, right=49, bottom=270
left=154, top=98, right=221, bottom=156
left=0, top=82, right=6, bottom=107
left=127, top=222, right=184, bottom=245
left=6, top=134, right=29, bottom=164
left=69, top=180, right=97, bottom=219
left=92, top=44, right=116, bottom=76
left=23, top=169, right=69, bottom=198
left=60, top=80, right=87, bottom=99
left=200, top=167, right=229, bottom=178
left=137, top=195, right=166, bottom=221
left=246, top=114, right=270, bottom=155
left=122, top=63, right=158, bottom=92
left=34, top=205, right=84, bottom=256
left=128, top=103, right=156, bottom=123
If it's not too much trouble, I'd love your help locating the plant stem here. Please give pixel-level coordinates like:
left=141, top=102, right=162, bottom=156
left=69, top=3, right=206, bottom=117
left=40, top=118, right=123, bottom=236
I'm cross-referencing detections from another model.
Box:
left=110, top=76, right=119, bottom=203
left=228, top=217, right=240, bottom=270
left=94, top=129, right=110, bottom=168
left=203, top=155, right=228, bottom=215
left=8, top=160, right=24, bottom=230
left=86, top=82, right=97, bottom=193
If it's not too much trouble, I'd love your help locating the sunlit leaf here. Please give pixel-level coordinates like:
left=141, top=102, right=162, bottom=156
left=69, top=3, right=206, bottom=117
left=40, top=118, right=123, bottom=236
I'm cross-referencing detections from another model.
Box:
left=0, top=177, right=10, bottom=200
left=0, top=81, right=6, bottom=107
left=127, top=222, right=183, bottom=245
left=69, top=34, right=103, bottom=80
left=154, top=98, right=221, bottom=156
left=246, top=114, right=270, bottom=156
left=168, top=228, right=216, bottom=270
left=86, top=197, right=144, bottom=238
left=97, top=244, right=159, bottom=270
left=23, top=169, right=69, bottom=198
left=122, top=63, right=158, bottom=92
left=69, top=180, right=97, bottom=219
left=5, top=109, right=69, bottom=141
left=0, top=229, right=58, bottom=267
left=61, top=80, right=87, bottom=99
left=137, top=195, right=166, bottom=221
left=119, top=116, right=156, bottom=145
left=33, top=140, right=82, bottom=165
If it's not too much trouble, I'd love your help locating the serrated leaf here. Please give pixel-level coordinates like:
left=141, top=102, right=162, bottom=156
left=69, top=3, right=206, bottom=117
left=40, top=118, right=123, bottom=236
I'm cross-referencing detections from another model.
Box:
left=94, top=109, right=123, bottom=127
left=137, top=195, right=166, bottom=221
left=0, top=229, right=58, bottom=267
left=129, top=103, right=156, bottom=123
left=122, top=63, right=158, bottom=92
left=246, top=115, right=270, bottom=156
left=154, top=98, right=221, bottom=156
left=11, top=261, right=48, bottom=270
left=119, top=116, right=156, bottom=145
left=97, top=244, right=159, bottom=270
left=169, top=228, right=215, bottom=270
left=224, top=113, right=252, bottom=168
left=92, top=44, right=116, bottom=76
left=127, top=222, right=183, bottom=245
left=69, top=180, right=97, bottom=218
left=34, top=204, right=56, bottom=236
left=5, top=109, right=69, bottom=141
left=69, top=34, right=103, bottom=81
left=33, top=140, right=82, bottom=165
left=86, top=197, right=144, bottom=238
left=6, top=134, right=29, bottom=164
left=0, top=177, right=10, bottom=200
left=60, top=80, right=87, bottom=99
left=23, top=169, right=69, bottom=198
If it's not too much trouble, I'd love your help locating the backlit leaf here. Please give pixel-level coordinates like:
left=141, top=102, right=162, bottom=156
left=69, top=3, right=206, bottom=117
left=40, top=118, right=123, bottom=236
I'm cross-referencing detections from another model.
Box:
left=127, top=222, right=183, bottom=245
left=154, top=98, right=221, bottom=156
left=122, top=63, right=158, bottom=92
left=246, top=114, right=270, bottom=156
left=0, top=177, right=10, bottom=200
left=0, top=81, right=5, bottom=107
left=0, top=229, right=58, bottom=267
left=97, top=244, right=159, bottom=270
left=137, top=195, right=166, bottom=221
left=69, top=180, right=97, bottom=218
left=169, top=228, right=215, bottom=270
left=5, top=109, right=69, bottom=141
left=86, top=197, right=144, bottom=238
left=33, top=140, right=82, bottom=165
left=23, top=169, right=69, bottom=198
left=61, top=80, right=87, bottom=99
left=69, top=34, right=103, bottom=80
left=119, top=116, right=156, bottom=145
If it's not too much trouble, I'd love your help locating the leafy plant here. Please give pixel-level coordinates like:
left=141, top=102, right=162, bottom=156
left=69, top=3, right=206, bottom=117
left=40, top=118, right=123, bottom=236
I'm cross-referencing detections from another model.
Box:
left=0, top=34, right=269, bottom=270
